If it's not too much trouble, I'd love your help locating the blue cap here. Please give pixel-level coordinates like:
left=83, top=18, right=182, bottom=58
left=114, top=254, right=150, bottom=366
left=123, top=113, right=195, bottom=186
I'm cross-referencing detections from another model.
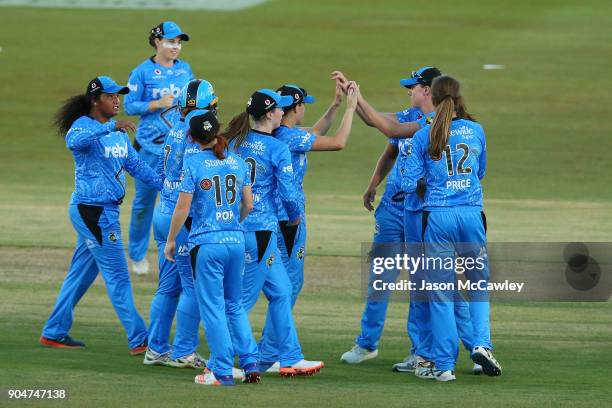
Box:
left=151, top=21, right=190, bottom=41
left=86, top=76, right=129, bottom=96
left=277, top=84, right=316, bottom=106
left=179, top=79, right=218, bottom=109
left=400, top=66, right=442, bottom=88
left=246, top=89, right=293, bottom=117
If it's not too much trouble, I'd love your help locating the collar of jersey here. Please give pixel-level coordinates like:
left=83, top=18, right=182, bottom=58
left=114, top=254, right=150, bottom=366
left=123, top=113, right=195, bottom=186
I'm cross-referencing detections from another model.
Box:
left=251, top=129, right=273, bottom=136
left=149, top=56, right=179, bottom=66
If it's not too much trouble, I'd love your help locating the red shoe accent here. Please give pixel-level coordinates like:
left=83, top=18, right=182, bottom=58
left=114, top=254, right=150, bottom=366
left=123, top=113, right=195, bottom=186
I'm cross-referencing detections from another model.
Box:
left=129, top=345, right=147, bottom=355
left=280, top=362, right=325, bottom=377
left=39, top=336, right=84, bottom=349
left=279, top=367, right=297, bottom=377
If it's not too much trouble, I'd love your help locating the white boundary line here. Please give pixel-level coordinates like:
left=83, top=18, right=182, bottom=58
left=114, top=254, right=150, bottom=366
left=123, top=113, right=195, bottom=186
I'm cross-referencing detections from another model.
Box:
left=0, top=0, right=268, bottom=10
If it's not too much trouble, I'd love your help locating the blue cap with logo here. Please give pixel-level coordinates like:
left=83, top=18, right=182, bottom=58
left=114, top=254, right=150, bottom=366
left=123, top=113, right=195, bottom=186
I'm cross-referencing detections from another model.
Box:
left=277, top=84, right=316, bottom=108
left=86, top=76, right=129, bottom=96
left=400, top=66, right=442, bottom=88
left=185, top=109, right=220, bottom=140
left=246, top=89, right=293, bottom=118
left=151, top=21, right=190, bottom=41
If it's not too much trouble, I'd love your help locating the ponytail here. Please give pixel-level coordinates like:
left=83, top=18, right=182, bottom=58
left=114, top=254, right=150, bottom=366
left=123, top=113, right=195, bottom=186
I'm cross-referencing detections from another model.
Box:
left=428, top=75, right=476, bottom=160
left=220, top=111, right=251, bottom=151
left=212, top=136, right=229, bottom=160
left=53, top=94, right=94, bottom=135
left=429, top=97, right=454, bottom=160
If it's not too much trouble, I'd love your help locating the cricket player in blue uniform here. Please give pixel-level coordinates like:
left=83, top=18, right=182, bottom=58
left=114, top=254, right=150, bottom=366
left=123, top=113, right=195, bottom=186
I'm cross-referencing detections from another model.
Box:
left=144, top=80, right=218, bottom=368
left=165, top=109, right=260, bottom=386
left=223, top=89, right=325, bottom=376
left=41, top=76, right=162, bottom=355
left=125, top=21, right=194, bottom=275
left=256, top=83, right=358, bottom=367
left=402, top=75, right=502, bottom=381
left=335, top=68, right=477, bottom=372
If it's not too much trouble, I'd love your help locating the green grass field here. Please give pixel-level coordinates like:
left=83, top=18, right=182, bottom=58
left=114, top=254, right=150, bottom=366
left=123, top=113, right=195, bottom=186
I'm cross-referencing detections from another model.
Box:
left=1, top=1, right=612, bottom=406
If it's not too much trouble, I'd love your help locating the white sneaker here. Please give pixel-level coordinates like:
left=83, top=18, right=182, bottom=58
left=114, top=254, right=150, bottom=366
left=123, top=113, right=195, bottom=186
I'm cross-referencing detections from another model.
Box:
left=340, top=345, right=378, bottom=364
left=132, top=258, right=149, bottom=276
left=194, top=368, right=233, bottom=386
left=143, top=348, right=171, bottom=366
left=167, top=352, right=206, bottom=369
left=279, top=359, right=324, bottom=377
left=263, top=361, right=280, bottom=373
left=470, top=346, right=502, bottom=377
left=433, top=369, right=456, bottom=382
left=232, top=367, right=245, bottom=381
left=392, top=354, right=417, bottom=372
left=414, top=360, right=435, bottom=380
left=473, top=363, right=483, bottom=375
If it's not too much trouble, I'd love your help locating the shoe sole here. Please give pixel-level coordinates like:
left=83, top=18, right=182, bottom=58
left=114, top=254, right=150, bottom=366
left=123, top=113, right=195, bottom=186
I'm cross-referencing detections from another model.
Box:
left=143, top=358, right=170, bottom=366
left=392, top=365, right=415, bottom=373
left=279, top=362, right=325, bottom=377
left=39, top=336, right=84, bottom=349
left=434, top=375, right=456, bottom=382
left=471, top=352, right=502, bottom=377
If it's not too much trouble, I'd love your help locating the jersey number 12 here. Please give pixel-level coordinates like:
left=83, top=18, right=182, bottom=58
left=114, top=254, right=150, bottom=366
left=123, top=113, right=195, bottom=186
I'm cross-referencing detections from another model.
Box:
left=444, top=143, right=472, bottom=176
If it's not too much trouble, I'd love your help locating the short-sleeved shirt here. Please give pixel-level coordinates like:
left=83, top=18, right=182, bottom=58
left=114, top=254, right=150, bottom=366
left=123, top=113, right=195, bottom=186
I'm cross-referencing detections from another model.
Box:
left=180, top=150, right=250, bottom=245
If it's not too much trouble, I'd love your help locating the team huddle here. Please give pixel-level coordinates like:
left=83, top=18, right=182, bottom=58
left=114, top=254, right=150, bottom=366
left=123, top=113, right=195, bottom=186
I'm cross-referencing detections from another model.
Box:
left=39, top=21, right=501, bottom=385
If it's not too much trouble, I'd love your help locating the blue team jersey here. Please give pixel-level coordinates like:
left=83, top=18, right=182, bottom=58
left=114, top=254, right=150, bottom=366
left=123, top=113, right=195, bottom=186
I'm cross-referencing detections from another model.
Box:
left=272, top=125, right=316, bottom=221
left=382, top=107, right=425, bottom=214
left=157, top=119, right=201, bottom=213
left=229, top=130, right=302, bottom=232
left=66, top=116, right=162, bottom=206
left=402, top=118, right=487, bottom=209
left=125, top=58, right=194, bottom=154
left=179, top=150, right=250, bottom=245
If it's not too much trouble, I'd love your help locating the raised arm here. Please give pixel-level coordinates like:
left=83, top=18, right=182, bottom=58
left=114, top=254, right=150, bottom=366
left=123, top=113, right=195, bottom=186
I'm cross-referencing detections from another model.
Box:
left=309, top=84, right=358, bottom=151
left=356, top=91, right=420, bottom=138
left=309, top=83, right=343, bottom=136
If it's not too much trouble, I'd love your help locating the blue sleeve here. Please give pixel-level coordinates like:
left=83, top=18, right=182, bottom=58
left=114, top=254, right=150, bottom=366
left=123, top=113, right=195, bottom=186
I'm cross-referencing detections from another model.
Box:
left=478, top=128, right=487, bottom=180
left=124, top=138, right=163, bottom=190
left=401, top=131, right=427, bottom=193
left=388, top=137, right=399, bottom=146
left=396, top=110, right=411, bottom=123
left=156, top=146, right=166, bottom=178
left=65, top=120, right=115, bottom=151
left=241, top=159, right=252, bottom=187
left=289, top=129, right=316, bottom=153
left=125, top=68, right=150, bottom=116
left=273, top=145, right=302, bottom=221
left=178, top=162, right=196, bottom=194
